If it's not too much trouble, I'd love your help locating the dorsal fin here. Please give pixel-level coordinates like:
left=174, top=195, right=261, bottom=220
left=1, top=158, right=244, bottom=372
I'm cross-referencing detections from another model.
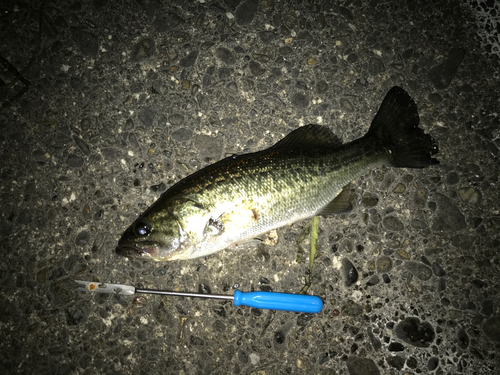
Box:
left=271, top=124, right=342, bottom=148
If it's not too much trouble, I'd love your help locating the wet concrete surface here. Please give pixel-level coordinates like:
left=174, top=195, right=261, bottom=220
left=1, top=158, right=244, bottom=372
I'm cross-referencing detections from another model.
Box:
left=0, top=1, right=499, bottom=374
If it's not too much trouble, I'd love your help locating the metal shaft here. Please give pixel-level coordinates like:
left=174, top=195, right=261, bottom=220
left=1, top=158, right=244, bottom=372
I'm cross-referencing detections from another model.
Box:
left=75, top=280, right=235, bottom=301
left=136, top=288, right=234, bottom=300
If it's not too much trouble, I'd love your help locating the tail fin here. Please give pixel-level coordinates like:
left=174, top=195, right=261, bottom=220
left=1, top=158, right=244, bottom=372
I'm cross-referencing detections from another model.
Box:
left=368, top=86, right=439, bottom=168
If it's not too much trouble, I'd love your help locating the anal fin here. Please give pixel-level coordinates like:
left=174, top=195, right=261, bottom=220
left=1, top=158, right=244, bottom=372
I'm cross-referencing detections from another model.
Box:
left=316, top=185, right=354, bottom=215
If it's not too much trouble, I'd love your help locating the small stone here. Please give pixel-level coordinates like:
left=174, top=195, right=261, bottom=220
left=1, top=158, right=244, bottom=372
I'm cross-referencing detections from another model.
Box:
left=339, top=98, right=353, bottom=112
left=481, top=300, right=494, bottom=316
left=449, top=309, right=463, bottom=320
left=215, top=48, right=236, bottom=65
left=471, top=279, right=485, bottom=288
left=415, top=188, right=428, bottom=208
left=397, top=249, right=409, bottom=259
left=347, top=53, right=358, bottom=64
left=445, top=172, right=460, bottom=185
left=316, top=80, right=329, bottom=94
left=411, top=219, right=427, bottom=230
left=241, top=79, right=254, bottom=92
left=393, top=183, right=406, bottom=194
left=365, top=259, right=375, bottom=273
left=290, top=93, right=309, bottom=109
left=131, top=38, right=155, bottom=61
left=383, top=216, right=404, bottom=231
left=249, top=54, right=268, bottom=64
left=427, top=357, right=439, bottom=371
left=342, top=300, right=363, bottom=317
left=171, top=128, right=192, bottom=142
left=274, top=330, right=285, bottom=344
left=36, top=268, right=48, bottom=283
left=457, top=328, right=469, bottom=349
left=318, top=352, right=330, bottom=365
left=395, top=317, right=435, bottom=348
left=376, top=256, right=393, bottom=272
left=388, top=342, right=404, bottom=352
left=369, top=57, right=385, bottom=74
left=346, top=356, right=380, bottom=375
left=238, top=350, right=249, bottom=364
left=249, top=60, right=265, bottom=76
left=213, top=320, right=225, bottom=332
left=405, top=261, right=433, bottom=281
left=318, top=14, right=326, bottom=29
left=362, top=194, right=379, bottom=207
left=154, top=12, right=184, bottom=32
left=297, top=313, right=315, bottom=327
left=153, top=267, right=167, bottom=277
left=195, top=135, right=222, bottom=162
left=219, top=67, right=232, bottom=79
left=432, top=262, right=446, bottom=276
left=366, top=275, right=380, bottom=286
left=234, top=0, right=259, bottom=25
left=458, top=187, right=481, bottom=205
left=428, top=92, right=442, bottom=104
left=406, top=356, right=418, bottom=369
left=451, top=234, right=475, bottom=249
left=342, top=258, right=358, bottom=287
left=386, top=355, right=405, bottom=370
left=250, top=307, right=262, bottom=316
left=279, top=46, right=293, bottom=56
left=190, top=336, right=204, bottom=346
left=67, top=154, right=84, bottom=168
left=482, top=315, right=500, bottom=342
left=258, top=31, right=277, bottom=43
left=138, top=107, right=156, bottom=127
left=402, top=48, right=413, bottom=59
left=169, top=113, right=185, bottom=126
left=66, top=303, right=86, bottom=326
left=73, top=136, right=90, bottom=156
left=75, top=231, right=90, bottom=247
left=179, top=50, right=199, bottom=67
left=431, top=193, right=466, bottom=233
left=72, top=29, right=98, bottom=57
left=307, top=57, right=318, bottom=65
left=198, top=282, right=211, bottom=294
left=249, top=353, right=260, bottom=365
left=437, top=278, right=446, bottom=292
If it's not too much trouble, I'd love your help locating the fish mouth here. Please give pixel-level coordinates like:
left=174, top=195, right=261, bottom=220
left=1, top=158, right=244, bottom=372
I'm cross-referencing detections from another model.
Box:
left=115, top=243, right=160, bottom=259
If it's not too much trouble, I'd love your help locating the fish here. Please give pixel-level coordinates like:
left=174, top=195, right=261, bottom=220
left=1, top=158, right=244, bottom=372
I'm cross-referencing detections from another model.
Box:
left=116, top=86, right=439, bottom=261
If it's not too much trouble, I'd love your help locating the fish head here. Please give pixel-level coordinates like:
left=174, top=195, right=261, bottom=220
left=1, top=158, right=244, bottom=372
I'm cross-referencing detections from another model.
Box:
left=116, top=209, right=193, bottom=261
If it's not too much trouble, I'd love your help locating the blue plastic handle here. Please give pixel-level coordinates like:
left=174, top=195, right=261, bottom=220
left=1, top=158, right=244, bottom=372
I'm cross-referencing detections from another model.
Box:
left=233, top=290, right=323, bottom=313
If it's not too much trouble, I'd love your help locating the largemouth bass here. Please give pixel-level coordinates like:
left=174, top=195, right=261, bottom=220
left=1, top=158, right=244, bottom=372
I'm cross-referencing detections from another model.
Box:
left=116, top=86, right=438, bottom=261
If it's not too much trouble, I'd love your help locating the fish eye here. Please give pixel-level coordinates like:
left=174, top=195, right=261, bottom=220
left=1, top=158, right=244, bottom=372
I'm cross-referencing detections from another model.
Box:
left=134, top=221, right=151, bottom=237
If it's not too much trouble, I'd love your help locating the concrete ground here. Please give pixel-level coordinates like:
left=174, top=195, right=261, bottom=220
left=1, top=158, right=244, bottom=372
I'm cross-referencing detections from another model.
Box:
left=1, top=1, right=499, bottom=374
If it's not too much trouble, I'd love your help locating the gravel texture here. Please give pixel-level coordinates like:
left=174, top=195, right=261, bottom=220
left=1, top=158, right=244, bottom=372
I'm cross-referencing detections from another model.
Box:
left=0, top=1, right=499, bottom=374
